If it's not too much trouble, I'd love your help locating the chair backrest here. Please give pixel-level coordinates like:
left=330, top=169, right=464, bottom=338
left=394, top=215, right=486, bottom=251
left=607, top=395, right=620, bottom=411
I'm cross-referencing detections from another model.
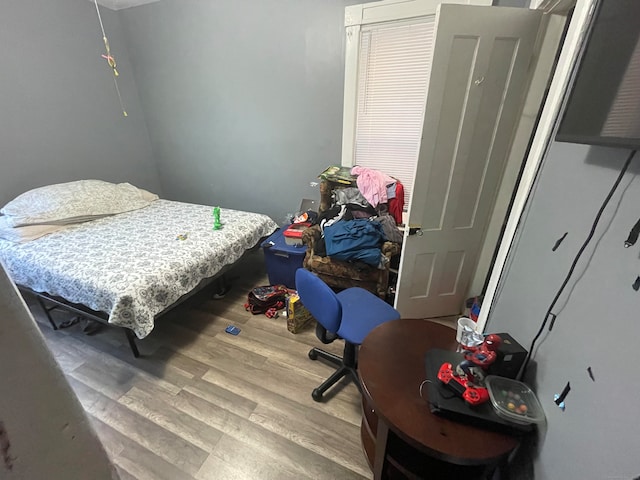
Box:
left=295, top=268, right=342, bottom=334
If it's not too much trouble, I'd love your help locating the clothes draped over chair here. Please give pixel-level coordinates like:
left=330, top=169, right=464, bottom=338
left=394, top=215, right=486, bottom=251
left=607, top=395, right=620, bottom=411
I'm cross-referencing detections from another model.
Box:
left=323, top=219, right=386, bottom=267
left=351, top=166, right=396, bottom=208
left=387, top=181, right=405, bottom=226
left=375, top=213, right=404, bottom=244
left=333, top=187, right=370, bottom=208
left=302, top=171, right=403, bottom=299
left=309, top=166, right=406, bottom=265
left=348, top=166, right=404, bottom=226
left=302, top=166, right=405, bottom=297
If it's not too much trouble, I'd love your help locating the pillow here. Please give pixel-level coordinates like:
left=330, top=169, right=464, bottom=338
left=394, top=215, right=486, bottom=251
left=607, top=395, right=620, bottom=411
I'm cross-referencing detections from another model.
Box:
left=1, top=180, right=158, bottom=227
left=0, top=216, right=66, bottom=243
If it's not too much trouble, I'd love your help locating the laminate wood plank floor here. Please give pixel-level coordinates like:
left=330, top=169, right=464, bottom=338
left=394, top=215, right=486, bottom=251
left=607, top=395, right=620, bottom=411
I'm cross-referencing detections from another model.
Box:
left=28, top=250, right=375, bottom=480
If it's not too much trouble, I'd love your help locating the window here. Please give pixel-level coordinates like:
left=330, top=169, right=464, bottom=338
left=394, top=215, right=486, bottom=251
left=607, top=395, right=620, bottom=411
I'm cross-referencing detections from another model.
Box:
left=352, top=18, right=434, bottom=206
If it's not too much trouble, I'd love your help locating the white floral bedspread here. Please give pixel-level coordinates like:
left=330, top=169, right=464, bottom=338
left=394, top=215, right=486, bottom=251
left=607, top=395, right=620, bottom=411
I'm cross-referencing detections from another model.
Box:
left=0, top=200, right=278, bottom=338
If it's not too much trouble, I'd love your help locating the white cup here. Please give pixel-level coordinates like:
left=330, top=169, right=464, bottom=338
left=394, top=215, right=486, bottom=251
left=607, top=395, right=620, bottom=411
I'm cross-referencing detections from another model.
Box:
left=456, top=317, right=478, bottom=345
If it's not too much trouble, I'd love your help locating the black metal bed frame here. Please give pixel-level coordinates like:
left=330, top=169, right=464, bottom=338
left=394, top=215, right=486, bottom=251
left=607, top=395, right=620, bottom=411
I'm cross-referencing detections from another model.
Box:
left=19, top=244, right=257, bottom=358
left=26, top=289, right=142, bottom=356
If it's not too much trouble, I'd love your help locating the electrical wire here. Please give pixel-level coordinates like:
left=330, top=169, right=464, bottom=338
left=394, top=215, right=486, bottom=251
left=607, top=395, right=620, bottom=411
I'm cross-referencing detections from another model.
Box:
left=418, top=379, right=431, bottom=400
left=519, top=149, right=637, bottom=379
left=419, top=379, right=457, bottom=401
left=94, top=0, right=128, bottom=117
left=93, top=0, right=107, bottom=39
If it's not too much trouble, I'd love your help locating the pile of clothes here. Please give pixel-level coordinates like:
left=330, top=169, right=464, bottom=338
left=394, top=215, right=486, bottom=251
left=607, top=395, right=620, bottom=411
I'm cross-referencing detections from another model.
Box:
left=312, top=165, right=405, bottom=268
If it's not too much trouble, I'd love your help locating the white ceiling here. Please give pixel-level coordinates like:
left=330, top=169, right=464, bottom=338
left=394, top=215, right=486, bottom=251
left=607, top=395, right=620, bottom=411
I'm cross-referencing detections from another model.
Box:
left=94, top=0, right=162, bottom=11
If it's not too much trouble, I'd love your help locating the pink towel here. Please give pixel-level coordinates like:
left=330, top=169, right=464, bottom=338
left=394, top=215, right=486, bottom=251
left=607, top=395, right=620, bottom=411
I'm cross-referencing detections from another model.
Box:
left=351, top=166, right=396, bottom=208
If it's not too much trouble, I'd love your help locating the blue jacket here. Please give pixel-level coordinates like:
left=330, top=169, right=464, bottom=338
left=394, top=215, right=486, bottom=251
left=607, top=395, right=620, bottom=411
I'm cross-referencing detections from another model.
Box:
left=323, top=219, right=384, bottom=266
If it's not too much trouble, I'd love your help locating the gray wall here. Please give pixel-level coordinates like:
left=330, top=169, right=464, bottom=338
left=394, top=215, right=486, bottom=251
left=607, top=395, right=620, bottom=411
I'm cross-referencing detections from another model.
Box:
left=0, top=263, right=116, bottom=479
left=118, top=0, right=369, bottom=223
left=0, top=0, right=160, bottom=207
left=493, top=0, right=530, bottom=7
left=487, top=142, right=640, bottom=480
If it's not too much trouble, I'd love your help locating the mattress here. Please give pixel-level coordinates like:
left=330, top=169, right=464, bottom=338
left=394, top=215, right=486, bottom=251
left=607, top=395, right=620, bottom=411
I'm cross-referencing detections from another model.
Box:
left=0, top=200, right=278, bottom=338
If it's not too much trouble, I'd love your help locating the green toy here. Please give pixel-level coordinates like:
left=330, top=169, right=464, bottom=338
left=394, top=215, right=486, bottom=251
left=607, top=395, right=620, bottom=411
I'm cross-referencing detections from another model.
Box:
left=213, top=206, right=222, bottom=230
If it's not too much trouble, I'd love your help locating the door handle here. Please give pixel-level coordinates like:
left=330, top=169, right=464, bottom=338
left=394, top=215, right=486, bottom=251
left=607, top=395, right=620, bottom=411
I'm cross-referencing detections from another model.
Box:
left=408, top=225, right=423, bottom=236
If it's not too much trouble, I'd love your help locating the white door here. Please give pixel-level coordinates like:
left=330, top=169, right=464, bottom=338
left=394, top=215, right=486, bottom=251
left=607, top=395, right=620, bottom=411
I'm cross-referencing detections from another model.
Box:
left=395, top=4, right=543, bottom=318
left=342, top=0, right=493, bottom=205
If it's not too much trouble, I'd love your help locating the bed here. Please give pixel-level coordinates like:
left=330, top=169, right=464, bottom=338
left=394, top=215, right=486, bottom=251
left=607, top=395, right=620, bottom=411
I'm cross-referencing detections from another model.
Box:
left=0, top=180, right=278, bottom=356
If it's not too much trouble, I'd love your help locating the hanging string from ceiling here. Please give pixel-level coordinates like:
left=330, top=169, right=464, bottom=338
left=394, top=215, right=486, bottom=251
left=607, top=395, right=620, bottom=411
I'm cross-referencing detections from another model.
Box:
left=93, top=0, right=128, bottom=117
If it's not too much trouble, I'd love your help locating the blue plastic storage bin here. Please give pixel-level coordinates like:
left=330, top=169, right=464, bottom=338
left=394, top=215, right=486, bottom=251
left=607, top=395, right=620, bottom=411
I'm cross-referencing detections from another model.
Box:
left=261, top=228, right=307, bottom=289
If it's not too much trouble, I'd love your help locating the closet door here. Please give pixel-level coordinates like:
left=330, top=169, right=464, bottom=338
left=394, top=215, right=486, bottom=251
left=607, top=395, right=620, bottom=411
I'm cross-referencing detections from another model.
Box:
left=394, top=4, right=542, bottom=318
left=342, top=0, right=492, bottom=206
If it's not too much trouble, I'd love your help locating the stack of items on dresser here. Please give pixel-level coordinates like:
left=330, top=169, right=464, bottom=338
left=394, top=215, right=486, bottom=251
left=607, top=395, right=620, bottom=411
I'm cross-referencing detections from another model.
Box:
left=313, top=165, right=404, bottom=269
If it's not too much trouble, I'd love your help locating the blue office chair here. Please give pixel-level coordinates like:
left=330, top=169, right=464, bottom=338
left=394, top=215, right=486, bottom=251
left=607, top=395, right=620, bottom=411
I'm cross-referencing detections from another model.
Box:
left=295, top=268, right=401, bottom=401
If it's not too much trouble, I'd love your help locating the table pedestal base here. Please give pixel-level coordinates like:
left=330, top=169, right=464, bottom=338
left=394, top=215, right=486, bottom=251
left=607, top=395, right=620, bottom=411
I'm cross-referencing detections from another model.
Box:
left=361, top=396, right=498, bottom=480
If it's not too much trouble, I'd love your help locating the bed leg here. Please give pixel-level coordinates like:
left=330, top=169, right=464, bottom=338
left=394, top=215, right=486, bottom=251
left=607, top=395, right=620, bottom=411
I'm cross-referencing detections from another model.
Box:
left=212, top=274, right=231, bottom=299
left=36, top=296, right=58, bottom=330
left=124, top=328, right=140, bottom=358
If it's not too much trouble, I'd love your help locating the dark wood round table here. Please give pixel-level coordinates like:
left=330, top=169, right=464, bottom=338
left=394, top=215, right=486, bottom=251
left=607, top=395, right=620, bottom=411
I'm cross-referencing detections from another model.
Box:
left=358, top=319, right=520, bottom=479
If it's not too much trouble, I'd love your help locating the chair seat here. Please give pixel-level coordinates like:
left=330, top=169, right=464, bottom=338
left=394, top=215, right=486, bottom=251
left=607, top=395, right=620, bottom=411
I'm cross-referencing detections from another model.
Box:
left=336, top=287, right=401, bottom=344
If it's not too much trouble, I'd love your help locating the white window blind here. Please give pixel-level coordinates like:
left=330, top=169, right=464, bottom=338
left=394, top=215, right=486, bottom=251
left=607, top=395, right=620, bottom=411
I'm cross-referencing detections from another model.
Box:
left=601, top=35, right=640, bottom=139
left=354, top=17, right=435, bottom=208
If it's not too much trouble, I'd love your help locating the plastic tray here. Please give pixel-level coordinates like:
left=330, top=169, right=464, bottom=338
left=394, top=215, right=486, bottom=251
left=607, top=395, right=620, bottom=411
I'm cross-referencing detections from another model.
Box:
left=283, top=222, right=311, bottom=245
left=485, top=375, right=546, bottom=425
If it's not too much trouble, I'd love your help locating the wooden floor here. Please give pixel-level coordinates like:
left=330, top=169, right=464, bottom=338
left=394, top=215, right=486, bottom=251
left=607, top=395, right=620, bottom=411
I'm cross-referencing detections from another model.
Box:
left=31, top=250, right=376, bottom=480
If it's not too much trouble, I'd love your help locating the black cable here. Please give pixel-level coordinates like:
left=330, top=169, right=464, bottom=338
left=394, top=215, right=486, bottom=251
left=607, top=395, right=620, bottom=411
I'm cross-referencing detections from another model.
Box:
left=519, top=149, right=637, bottom=379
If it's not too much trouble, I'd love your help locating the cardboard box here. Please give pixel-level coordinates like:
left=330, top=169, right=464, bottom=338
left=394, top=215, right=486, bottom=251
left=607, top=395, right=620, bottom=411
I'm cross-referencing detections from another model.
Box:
left=286, top=294, right=315, bottom=334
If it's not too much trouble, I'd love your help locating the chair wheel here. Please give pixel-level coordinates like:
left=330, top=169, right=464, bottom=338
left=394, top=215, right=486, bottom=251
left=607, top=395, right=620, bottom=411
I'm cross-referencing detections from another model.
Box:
left=311, top=388, right=323, bottom=402
left=308, top=349, right=318, bottom=360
